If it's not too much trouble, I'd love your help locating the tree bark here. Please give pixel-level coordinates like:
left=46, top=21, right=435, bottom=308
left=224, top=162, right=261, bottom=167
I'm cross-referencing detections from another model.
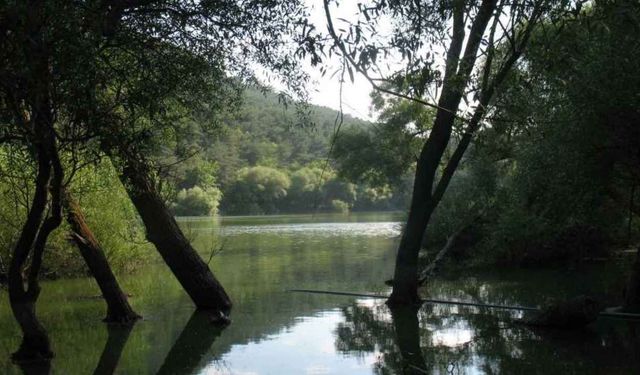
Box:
left=62, top=189, right=141, bottom=324
left=117, top=155, right=231, bottom=314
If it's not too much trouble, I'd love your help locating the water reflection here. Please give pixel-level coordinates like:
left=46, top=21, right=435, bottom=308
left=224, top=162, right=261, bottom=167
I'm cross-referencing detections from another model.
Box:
left=390, top=306, right=428, bottom=374
left=1, top=213, right=639, bottom=374
left=94, top=325, right=135, bottom=375
left=335, top=298, right=640, bottom=374
left=156, top=312, right=225, bottom=375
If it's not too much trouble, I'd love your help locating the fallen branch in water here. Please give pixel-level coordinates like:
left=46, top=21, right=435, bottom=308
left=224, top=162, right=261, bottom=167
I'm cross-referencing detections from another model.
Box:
left=418, top=229, right=462, bottom=285
left=287, top=289, right=640, bottom=321
left=418, top=213, right=485, bottom=286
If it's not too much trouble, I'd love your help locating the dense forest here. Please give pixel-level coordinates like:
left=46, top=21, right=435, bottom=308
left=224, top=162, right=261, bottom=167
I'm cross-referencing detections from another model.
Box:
left=0, top=0, right=639, bottom=372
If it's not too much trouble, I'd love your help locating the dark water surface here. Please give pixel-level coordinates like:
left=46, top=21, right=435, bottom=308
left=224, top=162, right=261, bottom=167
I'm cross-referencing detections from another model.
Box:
left=1, top=212, right=639, bottom=374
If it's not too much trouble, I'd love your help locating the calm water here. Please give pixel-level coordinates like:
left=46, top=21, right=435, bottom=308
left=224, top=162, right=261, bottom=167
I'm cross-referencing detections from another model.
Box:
left=0, top=212, right=639, bottom=374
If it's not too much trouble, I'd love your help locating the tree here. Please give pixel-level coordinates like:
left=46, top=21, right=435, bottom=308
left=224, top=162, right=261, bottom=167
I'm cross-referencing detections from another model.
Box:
left=487, top=0, right=640, bottom=304
left=322, top=0, right=577, bottom=305
left=0, top=0, right=313, bottom=361
left=63, top=189, right=141, bottom=323
left=222, top=166, right=291, bottom=214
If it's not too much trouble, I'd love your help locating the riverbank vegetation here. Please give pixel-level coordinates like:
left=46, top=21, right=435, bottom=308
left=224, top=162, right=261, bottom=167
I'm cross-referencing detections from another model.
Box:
left=329, top=1, right=640, bottom=273
left=0, top=0, right=639, bottom=368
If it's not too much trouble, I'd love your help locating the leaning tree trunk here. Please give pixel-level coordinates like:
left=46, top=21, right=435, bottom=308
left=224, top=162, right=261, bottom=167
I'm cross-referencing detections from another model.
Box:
left=62, top=189, right=141, bottom=324
left=117, top=156, right=231, bottom=314
left=624, top=247, right=640, bottom=312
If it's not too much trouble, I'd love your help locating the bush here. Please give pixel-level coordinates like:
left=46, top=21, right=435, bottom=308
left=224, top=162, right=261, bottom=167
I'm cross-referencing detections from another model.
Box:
left=221, top=166, right=291, bottom=214
left=172, top=185, right=222, bottom=216
left=330, top=199, right=350, bottom=213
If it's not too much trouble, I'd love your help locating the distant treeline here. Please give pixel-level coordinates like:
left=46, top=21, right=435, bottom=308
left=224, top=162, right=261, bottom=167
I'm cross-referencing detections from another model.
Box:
left=168, top=88, right=411, bottom=216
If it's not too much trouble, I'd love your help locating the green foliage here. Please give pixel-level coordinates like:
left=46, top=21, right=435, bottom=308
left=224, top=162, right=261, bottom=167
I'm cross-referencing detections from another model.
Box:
left=333, top=98, right=429, bottom=188
left=172, top=186, right=222, bottom=216
left=0, top=152, right=150, bottom=277
left=174, top=87, right=409, bottom=216
left=222, top=166, right=291, bottom=215
left=422, top=1, right=640, bottom=265
left=330, top=200, right=350, bottom=213
left=67, top=161, right=150, bottom=274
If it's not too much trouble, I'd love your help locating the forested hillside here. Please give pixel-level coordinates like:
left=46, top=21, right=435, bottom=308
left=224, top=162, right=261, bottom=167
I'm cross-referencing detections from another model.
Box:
left=169, top=88, right=411, bottom=216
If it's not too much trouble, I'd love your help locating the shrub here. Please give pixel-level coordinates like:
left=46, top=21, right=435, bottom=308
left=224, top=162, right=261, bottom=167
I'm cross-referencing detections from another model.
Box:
left=172, top=185, right=222, bottom=216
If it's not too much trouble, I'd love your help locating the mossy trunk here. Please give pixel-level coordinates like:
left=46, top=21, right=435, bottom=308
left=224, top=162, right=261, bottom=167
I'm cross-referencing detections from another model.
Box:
left=63, top=190, right=141, bottom=324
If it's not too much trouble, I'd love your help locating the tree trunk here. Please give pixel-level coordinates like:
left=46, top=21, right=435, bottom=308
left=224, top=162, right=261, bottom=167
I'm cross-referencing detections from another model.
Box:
left=387, top=0, right=498, bottom=306
left=117, top=156, right=231, bottom=314
left=8, top=148, right=54, bottom=363
left=62, top=190, right=141, bottom=324
left=624, top=247, right=640, bottom=312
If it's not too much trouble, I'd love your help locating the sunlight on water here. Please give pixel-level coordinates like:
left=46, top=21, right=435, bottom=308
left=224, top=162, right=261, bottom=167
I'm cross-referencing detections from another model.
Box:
left=212, top=222, right=402, bottom=238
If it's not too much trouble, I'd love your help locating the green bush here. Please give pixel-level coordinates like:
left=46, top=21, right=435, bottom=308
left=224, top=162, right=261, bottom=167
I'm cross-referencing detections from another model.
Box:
left=330, top=199, right=350, bottom=213
left=221, top=166, right=291, bottom=214
left=172, top=185, right=222, bottom=216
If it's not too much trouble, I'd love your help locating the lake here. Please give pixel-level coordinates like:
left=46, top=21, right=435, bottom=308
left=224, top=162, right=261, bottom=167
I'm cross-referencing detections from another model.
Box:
left=0, top=212, right=639, bottom=374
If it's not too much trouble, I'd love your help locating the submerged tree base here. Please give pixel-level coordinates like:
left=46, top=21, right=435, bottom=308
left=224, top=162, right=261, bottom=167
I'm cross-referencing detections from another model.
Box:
left=11, top=338, right=54, bottom=364
left=205, top=309, right=232, bottom=326
left=386, top=292, right=424, bottom=309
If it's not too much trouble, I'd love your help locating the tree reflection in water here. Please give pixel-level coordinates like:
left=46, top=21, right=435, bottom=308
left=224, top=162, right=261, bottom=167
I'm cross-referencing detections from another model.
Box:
left=94, top=324, right=136, bottom=375
left=156, top=311, right=226, bottom=375
left=334, top=299, right=640, bottom=374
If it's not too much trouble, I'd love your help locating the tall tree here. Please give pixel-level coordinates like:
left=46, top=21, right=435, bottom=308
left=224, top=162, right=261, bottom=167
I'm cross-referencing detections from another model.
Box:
left=322, top=0, right=577, bottom=305
left=0, top=1, right=67, bottom=362
left=0, top=0, right=312, bottom=361
left=85, top=0, right=313, bottom=314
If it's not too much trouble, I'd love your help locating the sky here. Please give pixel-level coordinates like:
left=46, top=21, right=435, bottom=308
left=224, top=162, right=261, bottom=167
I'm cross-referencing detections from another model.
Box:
left=301, top=1, right=376, bottom=121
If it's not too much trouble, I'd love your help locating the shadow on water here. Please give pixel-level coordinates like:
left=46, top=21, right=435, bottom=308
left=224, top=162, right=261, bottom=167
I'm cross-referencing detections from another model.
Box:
left=156, top=311, right=226, bottom=375
left=93, top=324, right=135, bottom=375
